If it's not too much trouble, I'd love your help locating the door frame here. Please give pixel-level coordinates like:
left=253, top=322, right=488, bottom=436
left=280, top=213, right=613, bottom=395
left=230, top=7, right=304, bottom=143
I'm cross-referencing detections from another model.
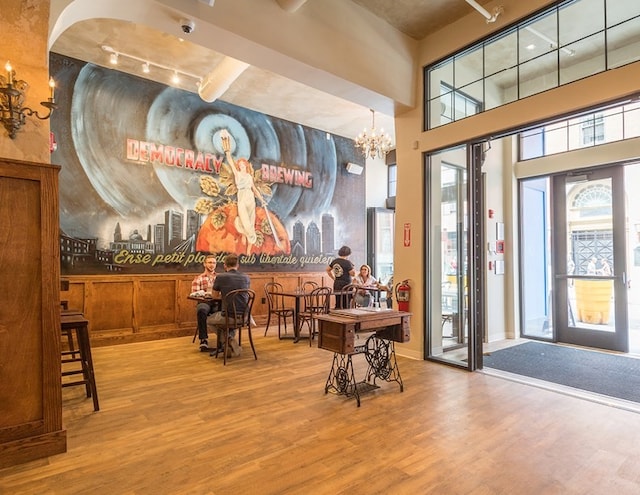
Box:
left=552, top=166, right=629, bottom=352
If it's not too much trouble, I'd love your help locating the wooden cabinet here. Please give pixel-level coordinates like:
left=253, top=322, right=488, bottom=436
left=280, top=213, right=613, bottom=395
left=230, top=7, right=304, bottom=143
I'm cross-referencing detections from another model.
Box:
left=0, top=158, right=66, bottom=468
left=317, top=309, right=411, bottom=354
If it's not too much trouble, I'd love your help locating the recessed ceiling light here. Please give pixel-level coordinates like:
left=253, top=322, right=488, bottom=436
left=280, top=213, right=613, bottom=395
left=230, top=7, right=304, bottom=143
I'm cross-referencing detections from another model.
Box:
left=526, top=44, right=536, bottom=50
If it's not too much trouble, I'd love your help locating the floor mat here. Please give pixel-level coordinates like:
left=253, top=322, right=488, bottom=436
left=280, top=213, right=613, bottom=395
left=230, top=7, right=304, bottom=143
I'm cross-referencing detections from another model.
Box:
left=483, top=341, right=640, bottom=403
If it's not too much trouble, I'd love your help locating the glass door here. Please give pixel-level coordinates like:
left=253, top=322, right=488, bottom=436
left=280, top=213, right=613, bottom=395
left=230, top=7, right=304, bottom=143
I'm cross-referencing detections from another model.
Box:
left=426, top=145, right=474, bottom=368
left=552, top=167, right=628, bottom=352
left=440, top=163, right=467, bottom=352
left=366, top=207, right=394, bottom=286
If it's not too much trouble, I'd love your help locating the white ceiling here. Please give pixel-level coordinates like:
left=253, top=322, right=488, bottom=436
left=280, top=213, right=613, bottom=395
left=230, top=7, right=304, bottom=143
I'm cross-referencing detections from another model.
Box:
left=49, top=0, right=495, bottom=143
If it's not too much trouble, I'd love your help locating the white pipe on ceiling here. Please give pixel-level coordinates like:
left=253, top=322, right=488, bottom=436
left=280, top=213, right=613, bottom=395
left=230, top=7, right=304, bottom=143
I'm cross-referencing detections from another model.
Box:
left=198, top=56, right=250, bottom=103
left=464, top=0, right=503, bottom=23
left=275, top=0, right=308, bottom=13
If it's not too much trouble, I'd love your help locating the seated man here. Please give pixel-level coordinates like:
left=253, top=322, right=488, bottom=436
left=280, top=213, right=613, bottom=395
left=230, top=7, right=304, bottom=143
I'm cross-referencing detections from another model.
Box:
left=207, top=253, right=251, bottom=357
left=191, top=254, right=218, bottom=351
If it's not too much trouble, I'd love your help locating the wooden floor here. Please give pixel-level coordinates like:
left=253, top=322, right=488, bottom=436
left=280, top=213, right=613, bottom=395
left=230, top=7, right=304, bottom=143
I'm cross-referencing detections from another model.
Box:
left=3, top=330, right=640, bottom=494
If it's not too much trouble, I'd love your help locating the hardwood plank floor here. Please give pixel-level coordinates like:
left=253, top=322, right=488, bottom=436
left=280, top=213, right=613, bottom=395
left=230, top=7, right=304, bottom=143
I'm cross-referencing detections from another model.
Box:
left=2, top=330, right=640, bottom=494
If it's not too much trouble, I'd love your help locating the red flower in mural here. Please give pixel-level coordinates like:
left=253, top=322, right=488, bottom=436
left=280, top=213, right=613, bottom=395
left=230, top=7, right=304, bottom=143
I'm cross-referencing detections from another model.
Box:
left=195, top=203, right=290, bottom=255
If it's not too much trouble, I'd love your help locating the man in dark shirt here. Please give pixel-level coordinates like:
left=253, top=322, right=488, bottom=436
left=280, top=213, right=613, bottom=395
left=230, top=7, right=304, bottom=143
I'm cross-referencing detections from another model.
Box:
left=208, top=254, right=251, bottom=356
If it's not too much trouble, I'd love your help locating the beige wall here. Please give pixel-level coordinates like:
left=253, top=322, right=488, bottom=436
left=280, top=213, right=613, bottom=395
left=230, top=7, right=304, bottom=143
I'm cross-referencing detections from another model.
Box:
left=393, top=0, right=640, bottom=356
left=0, top=0, right=52, bottom=162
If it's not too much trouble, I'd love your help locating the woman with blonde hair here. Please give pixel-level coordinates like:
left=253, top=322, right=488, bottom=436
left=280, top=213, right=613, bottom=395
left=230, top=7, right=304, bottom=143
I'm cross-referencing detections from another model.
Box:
left=354, top=263, right=378, bottom=307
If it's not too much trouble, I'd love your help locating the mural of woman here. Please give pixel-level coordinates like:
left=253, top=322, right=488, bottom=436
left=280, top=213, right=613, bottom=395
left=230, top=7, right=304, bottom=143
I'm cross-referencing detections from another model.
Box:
left=221, top=129, right=262, bottom=255
left=192, top=128, right=290, bottom=257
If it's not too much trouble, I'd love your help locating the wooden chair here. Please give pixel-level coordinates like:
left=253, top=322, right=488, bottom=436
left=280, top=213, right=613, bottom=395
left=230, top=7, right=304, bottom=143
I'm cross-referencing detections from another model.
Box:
left=351, top=283, right=377, bottom=308
left=210, top=289, right=257, bottom=365
left=338, top=283, right=358, bottom=309
left=298, top=286, right=332, bottom=345
left=302, top=281, right=318, bottom=292
left=60, top=314, right=99, bottom=411
left=264, top=282, right=295, bottom=338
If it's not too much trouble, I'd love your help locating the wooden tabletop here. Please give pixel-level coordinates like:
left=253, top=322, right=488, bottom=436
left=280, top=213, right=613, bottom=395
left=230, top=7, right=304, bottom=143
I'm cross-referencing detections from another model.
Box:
left=60, top=313, right=89, bottom=328
left=187, top=294, right=221, bottom=302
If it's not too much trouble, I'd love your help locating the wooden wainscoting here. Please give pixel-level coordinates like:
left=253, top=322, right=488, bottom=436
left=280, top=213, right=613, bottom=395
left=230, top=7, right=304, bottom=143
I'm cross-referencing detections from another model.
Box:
left=63, top=271, right=330, bottom=347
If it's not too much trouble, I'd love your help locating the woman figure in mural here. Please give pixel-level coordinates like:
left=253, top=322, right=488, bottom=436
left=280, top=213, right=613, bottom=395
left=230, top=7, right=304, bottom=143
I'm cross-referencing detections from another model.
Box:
left=193, top=133, right=291, bottom=257
left=220, top=129, right=265, bottom=256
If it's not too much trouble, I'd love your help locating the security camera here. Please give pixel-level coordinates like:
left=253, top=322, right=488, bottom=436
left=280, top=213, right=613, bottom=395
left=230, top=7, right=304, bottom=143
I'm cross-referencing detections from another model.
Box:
left=180, top=19, right=195, bottom=34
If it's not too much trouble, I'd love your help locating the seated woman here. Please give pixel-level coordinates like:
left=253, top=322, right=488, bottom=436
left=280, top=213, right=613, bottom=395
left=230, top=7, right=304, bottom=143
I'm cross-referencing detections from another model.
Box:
left=353, top=264, right=379, bottom=307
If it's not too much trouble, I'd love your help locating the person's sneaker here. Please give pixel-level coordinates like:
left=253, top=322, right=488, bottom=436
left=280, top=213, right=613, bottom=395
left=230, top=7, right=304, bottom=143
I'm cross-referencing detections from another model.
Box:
left=199, top=339, right=210, bottom=352
left=209, top=345, right=224, bottom=357
left=228, top=337, right=241, bottom=357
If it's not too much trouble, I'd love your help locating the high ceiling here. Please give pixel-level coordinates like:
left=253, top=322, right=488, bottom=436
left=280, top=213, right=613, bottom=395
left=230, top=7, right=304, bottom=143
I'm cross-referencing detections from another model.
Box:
left=352, top=0, right=494, bottom=40
left=50, top=0, right=496, bottom=143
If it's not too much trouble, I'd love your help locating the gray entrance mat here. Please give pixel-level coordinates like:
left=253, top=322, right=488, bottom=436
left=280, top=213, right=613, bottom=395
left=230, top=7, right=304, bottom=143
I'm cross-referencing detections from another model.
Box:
left=483, top=341, right=640, bottom=403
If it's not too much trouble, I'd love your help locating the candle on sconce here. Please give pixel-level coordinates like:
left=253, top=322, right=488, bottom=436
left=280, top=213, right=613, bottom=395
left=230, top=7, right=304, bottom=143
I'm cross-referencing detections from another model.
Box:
left=49, top=77, right=55, bottom=101
left=5, top=61, right=12, bottom=85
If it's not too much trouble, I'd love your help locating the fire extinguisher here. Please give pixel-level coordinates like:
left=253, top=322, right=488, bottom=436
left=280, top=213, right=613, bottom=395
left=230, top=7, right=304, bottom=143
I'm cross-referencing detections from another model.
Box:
left=396, top=279, right=411, bottom=312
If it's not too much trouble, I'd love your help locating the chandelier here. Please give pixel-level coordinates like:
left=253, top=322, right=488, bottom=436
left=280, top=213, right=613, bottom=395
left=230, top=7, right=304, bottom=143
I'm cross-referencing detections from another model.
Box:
left=355, top=108, right=393, bottom=159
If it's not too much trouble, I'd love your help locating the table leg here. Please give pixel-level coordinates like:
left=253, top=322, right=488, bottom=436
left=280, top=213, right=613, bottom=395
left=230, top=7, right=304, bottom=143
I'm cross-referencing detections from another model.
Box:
left=293, top=297, right=301, bottom=343
left=76, top=327, right=100, bottom=411
left=364, top=338, right=404, bottom=393
left=324, top=353, right=361, bottom=406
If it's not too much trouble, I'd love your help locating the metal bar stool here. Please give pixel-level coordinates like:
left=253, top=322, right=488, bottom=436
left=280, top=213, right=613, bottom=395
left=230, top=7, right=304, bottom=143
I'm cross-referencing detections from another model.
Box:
left=60, top=314, right=100, bottom=411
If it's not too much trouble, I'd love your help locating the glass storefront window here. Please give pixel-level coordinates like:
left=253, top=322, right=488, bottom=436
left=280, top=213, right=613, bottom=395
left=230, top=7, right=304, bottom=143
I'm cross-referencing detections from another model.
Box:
left=519, top=100, right=640, bottom=160
left=607, top=16, right=640, bottom=69
left=518, top=51, right=558, bottom=99
left=519, top=12, right=559, bottom=64
left=559, top=0, right=604, bottom=46
left=485, top=29, right=518, bottom=77
left=559, top=33, right=605, bottom=85
left=425, top=0, right=640, bottom=131
left=454, top=46, right=483, bottom=89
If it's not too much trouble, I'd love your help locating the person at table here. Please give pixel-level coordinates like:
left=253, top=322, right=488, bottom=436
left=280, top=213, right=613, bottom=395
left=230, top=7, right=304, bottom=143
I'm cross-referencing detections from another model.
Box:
left=353, top=264, right=379, bottom=307
left=191, top=254, right=218, bottom=352
left=207, top=253, right=251, bottom=357
left=377, top=274, right=393, bottom=308
left=326, top=245, right=355, bottom=309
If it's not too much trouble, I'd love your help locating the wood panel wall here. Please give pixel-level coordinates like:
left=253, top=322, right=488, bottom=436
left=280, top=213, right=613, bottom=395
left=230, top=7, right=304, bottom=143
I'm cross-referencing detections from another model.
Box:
left=62, top=271, right=330, bottom=347
left=0, top=158, right=66, bottom=468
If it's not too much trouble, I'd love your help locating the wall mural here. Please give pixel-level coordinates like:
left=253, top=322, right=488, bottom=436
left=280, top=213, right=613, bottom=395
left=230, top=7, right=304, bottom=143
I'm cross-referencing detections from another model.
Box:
left=50, top=54, right=366, bottom=274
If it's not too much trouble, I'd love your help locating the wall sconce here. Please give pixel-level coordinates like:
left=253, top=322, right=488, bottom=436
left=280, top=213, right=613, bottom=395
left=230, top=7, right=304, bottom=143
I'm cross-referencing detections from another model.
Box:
left=0, top=61, right=57, bottom=139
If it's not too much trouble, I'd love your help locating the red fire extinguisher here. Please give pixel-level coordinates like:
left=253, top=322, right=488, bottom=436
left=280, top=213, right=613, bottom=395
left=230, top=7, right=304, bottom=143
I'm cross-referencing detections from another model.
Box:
left=396, top=279, right=411, bottom=312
